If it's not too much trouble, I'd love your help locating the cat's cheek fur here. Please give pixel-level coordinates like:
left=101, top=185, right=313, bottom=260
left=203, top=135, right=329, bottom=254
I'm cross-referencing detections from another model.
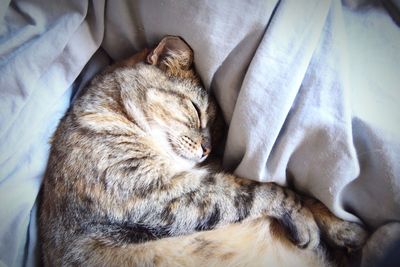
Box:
left=147, top=125, right=197, bottom=172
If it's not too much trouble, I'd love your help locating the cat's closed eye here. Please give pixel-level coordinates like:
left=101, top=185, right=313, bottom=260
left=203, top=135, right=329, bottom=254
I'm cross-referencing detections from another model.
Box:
left=190, top=100, right=201, bottom=122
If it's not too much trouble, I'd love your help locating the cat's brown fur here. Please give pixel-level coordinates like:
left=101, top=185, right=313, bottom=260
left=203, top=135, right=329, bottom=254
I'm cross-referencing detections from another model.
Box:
left=39, top=36, right=367, bottom=267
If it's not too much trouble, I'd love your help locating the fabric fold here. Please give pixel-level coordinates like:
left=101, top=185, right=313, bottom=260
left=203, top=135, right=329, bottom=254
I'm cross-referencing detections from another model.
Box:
left=223, top=0, right=332, bottom=181
left=0, top=1, right=105, bottom=266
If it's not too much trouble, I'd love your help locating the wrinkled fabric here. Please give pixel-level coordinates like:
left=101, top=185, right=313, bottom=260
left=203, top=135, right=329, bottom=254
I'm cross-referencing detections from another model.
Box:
left=0, top=1, right=105, bottom=266
left=0, top=0, right=399, bottom=266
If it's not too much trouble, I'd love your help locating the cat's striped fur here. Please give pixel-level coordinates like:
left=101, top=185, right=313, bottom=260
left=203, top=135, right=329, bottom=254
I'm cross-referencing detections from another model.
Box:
left=39, top=36, right=367, bottom=266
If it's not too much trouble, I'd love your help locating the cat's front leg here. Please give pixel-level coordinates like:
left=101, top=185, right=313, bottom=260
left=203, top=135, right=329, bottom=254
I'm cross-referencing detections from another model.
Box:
left=128, top=170, right=322, bottom=249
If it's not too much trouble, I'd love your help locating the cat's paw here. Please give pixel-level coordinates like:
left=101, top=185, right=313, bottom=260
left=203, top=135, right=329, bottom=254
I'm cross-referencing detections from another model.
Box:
left=278, top=207, right=320, bottom=249
left=324, top=220, right=368, bottom=250
left=303, top=198, right=369, bottom=251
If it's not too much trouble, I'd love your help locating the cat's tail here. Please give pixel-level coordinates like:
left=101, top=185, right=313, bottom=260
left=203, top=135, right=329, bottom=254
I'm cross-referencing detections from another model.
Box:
left=66, top=218, right=330, bottom=267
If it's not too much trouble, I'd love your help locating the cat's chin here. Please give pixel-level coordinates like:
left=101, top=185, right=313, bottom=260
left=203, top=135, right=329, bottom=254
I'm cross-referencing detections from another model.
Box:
left=169, top=149, right=208, bottom=171
left=171, top=156, right=199, bottom=172
left=178, top=152, right=208, bottom=165
left=199, top=154, right=208, bottom=163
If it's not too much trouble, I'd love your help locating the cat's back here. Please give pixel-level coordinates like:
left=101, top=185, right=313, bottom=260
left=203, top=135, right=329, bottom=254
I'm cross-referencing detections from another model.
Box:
left=39, top=64, right=158, bottom=265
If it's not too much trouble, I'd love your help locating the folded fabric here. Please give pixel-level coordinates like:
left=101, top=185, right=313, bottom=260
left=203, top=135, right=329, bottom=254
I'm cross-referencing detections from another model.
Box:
left=0, top=1, right=105, bottom=265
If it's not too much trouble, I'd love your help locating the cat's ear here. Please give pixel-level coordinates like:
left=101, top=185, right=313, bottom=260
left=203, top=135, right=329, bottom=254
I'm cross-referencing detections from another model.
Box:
left=146, top=36, right=194, bottom=73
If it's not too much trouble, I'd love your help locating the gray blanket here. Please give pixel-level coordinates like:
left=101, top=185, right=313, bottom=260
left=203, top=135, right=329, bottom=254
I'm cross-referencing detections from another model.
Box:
left=1, top=0, right=399, bottom=266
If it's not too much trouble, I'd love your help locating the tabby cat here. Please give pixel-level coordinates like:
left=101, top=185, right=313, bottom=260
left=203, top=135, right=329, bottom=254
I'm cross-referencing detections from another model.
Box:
left=39, top=36, right=367, bottom=267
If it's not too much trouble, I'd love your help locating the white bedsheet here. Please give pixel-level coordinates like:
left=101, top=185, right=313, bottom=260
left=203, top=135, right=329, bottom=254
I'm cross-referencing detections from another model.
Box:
left=0, top=0, right=399, bottom=266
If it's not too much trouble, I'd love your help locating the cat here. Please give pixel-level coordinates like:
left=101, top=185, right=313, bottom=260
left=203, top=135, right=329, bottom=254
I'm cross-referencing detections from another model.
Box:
left=39, top=36, right=367, bottom=267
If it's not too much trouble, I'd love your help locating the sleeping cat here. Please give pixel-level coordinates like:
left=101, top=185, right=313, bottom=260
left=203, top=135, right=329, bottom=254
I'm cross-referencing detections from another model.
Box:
left=39, top=36, right=367, bottom=267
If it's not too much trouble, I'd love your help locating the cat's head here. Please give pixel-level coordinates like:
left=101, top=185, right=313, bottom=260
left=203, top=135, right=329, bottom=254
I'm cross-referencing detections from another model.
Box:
left=118, top=36, right=221, bottom=166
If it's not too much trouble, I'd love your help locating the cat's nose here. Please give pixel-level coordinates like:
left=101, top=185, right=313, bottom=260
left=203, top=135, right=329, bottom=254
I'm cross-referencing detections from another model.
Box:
left=201, top=142, right=211, bottom=157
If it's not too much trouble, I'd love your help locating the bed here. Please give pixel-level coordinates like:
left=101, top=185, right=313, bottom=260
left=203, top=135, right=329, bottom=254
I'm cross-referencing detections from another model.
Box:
left=1, top=0, right=399, bottom=266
